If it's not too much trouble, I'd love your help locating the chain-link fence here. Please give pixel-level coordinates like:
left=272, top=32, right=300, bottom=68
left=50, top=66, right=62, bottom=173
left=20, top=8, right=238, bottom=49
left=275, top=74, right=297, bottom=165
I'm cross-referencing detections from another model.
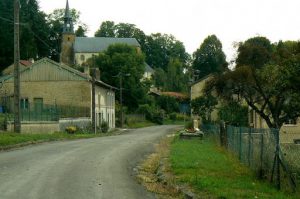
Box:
left=201, top=124, right=299, bottom=192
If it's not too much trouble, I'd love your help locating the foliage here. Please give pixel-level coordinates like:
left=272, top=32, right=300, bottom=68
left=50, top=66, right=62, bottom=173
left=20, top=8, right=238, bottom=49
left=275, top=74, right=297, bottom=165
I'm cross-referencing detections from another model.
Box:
left=0, top=0, right=50, bottom=71
left=165, top=58, right=189, bottom=92
left=191, top=95, right=218, bottom=122
left=75, top=25, right=87, bottom=37
left=236, top=36, right=272, bottom=68
left=145, top=33, right=189, bottom=70
left=91, top=43, right=146, bottom=110
left=100, top=122, right=109, bottom=133
left=156, top=95, right=179, bottom=114
left=137, top=104, right=164, bottom=125
left=218, top=101, right=248, bottom=126
left=169, top=113, right=177, bottom=121
left=94, top=21, right=116, bottom=37
left=207, top=39, right=300, bottom=129
left=184, top=120, right=194, bottom=129
left=192, top=35, right=228, bottom=79
left=95, top=21, right=147, bottom=52
left=65, top=126, right=77, bottom=134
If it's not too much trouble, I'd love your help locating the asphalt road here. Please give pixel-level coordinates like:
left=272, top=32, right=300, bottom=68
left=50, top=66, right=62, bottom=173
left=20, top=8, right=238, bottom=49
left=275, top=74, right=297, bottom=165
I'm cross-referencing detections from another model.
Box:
left=0, top=125, right=179, bottom=199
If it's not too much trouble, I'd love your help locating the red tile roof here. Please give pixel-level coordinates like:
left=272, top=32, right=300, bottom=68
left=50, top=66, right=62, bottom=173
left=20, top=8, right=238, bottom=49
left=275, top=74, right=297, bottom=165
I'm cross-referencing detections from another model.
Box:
left=20, top=60, right=33, bottom=66
left=160, top=92, right=189, bottom=100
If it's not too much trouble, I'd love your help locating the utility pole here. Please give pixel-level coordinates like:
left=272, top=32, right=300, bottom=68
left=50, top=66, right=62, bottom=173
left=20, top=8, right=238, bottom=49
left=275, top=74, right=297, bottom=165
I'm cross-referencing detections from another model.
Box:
left=14, top=0, right=21, bottom=133
left=119, top=73, right=123, bottom=128
left=91, top=66, right=96, bottom=134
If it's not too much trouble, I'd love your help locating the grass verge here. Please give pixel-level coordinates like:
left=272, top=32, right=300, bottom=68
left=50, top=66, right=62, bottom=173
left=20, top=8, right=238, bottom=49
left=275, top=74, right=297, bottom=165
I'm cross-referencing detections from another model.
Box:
left=125, top=121, right=157, bottom=129
left=0, top=130, right=121, bottom=150
left=170, top=136, right=298, bottom=199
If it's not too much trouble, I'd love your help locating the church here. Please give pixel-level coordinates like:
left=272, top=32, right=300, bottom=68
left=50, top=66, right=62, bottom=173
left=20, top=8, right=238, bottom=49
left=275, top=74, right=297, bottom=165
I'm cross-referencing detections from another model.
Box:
left=60, top=0, right=154, bottom=79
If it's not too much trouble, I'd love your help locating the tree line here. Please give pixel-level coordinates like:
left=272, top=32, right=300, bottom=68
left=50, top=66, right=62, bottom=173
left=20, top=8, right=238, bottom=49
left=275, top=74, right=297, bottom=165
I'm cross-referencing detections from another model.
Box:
left=0, top=0, right=228, bottom=95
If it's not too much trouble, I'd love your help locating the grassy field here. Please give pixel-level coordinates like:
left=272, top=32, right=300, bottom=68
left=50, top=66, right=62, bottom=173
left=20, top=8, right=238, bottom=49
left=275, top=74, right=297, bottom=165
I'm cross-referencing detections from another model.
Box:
left=170, top=137, right=298, bottom=199
left=0, top=131, right=119, bottom=149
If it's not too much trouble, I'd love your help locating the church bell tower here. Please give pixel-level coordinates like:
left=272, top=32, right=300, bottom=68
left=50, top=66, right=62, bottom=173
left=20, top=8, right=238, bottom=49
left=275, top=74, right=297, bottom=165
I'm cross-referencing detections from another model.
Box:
left=60, top=0, right=75, bottom=66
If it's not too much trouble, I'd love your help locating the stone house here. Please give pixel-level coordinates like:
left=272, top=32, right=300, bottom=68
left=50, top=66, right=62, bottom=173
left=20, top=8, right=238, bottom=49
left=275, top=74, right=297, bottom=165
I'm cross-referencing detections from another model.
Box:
left=249, top=110, right=300, bottom=143
left=0, top=57, right=116, bottom=130
left=190, top=74, right=220, bottom=122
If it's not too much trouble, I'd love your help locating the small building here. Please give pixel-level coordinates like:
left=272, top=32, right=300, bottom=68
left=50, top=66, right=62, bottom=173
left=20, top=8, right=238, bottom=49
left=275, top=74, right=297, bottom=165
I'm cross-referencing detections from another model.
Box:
left=249, top=110, right=300, bottom=143
left=190, top=74, right=219, bottom=122
left=0, top=58, right=116, bottom=131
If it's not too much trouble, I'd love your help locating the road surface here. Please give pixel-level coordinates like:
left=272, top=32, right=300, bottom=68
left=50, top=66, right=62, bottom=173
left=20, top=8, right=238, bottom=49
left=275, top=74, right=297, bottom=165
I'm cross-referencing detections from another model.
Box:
left=0, top=125, right=179, bottom=199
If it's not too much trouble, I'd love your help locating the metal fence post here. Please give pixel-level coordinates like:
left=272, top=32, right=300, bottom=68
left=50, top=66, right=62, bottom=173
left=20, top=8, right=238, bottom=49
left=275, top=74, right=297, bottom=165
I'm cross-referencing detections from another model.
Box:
left=239, top=127, right=242, bottom=161
left=248, top=128, right=252, bottom=166
left=259, top=131, right=264, bottom=179
left=275, top=129, right=281, bottom=190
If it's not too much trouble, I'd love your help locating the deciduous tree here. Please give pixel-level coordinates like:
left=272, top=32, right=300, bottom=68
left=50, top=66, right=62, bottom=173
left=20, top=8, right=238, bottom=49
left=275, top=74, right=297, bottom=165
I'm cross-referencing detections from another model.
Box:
left=192, top=35, right=227, bottom=79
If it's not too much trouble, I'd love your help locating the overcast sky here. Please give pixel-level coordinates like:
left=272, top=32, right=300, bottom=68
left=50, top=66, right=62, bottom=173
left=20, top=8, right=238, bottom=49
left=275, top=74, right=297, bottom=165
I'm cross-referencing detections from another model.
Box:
left=39, top=0, right=300, bottom=61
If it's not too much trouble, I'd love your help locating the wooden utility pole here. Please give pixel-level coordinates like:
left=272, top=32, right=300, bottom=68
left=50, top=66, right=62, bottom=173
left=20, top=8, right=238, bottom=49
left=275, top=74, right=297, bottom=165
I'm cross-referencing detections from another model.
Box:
left=119, top=74, right=123, bottom=128
left=92, top=68, right=96, bottom=134
left=14, top=0, right=21, bottom=133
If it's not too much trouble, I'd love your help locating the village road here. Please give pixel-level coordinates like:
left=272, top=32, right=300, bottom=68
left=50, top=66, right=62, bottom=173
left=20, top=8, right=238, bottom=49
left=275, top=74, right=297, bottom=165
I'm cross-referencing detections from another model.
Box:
left=0, top=125, right=179, bottom=199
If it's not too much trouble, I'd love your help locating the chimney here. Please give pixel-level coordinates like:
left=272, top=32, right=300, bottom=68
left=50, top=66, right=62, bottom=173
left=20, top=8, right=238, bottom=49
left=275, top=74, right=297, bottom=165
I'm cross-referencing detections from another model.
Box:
left=29, top=58, right=34, bottom=63
left=95, top=68, right=100, bottom=81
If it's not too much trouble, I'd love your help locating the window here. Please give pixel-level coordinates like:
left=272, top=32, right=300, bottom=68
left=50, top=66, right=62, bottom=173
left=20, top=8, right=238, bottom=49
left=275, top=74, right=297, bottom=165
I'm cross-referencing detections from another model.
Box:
left=20, top=98, right=29, bottom=110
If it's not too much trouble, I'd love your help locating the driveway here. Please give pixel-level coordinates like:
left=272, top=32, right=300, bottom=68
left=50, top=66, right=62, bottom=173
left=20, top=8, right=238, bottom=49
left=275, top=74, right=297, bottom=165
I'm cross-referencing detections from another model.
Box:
left=0, top=125, right=179, bottom=199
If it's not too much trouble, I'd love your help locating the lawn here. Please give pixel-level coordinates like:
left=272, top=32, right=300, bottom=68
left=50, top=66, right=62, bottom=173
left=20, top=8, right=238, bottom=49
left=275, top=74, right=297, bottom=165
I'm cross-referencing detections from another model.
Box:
left=0, top=131, right=118, bottom=149
left=170, top=137, right=297, bottom=199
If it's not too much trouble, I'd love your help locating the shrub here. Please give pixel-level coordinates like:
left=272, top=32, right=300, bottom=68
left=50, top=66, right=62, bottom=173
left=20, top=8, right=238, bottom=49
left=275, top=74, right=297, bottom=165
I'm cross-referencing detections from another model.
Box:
left=100, top=122, right=109, bottom=133
left=169, top=112, right=177, bottom=121
left=185, top=120, right=194, bottom=130
left=65, top=126, right=77, bottom=134
left=152, top=110, right=164, bottom=125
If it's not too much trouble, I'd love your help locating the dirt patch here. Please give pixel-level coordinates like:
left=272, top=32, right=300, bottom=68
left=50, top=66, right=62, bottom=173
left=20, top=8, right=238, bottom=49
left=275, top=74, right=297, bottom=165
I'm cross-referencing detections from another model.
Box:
left=136, top=134, right=197, bottom=199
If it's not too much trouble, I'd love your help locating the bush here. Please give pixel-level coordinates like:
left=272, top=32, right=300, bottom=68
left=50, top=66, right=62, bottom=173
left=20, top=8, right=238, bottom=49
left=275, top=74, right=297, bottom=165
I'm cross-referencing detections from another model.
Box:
left=152, top=110, right=164, bottom=125
left=169, top=112, right=177, bottom=121
left=100, top=122, right=109, bottom=133
left=185, top=121, right=194, bottom=130
left=65, top=126, right=77, bottom=134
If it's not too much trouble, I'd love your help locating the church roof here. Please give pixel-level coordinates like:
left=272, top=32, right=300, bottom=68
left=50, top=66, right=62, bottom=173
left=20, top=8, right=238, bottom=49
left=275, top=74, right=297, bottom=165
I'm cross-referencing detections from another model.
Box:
left=74, top=37, right=141, bottom=53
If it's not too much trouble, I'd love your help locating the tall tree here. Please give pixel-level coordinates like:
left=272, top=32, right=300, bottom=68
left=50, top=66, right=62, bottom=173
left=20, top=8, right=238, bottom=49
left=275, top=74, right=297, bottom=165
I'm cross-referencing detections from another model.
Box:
left=75, top=25, right=87, bottom=37
left=206, top=40, right=300, bottom=129
left=192, top=35, right=227, bottom=79
left=236, top=36, right=272, bottom=68
left=91, top=44, right=147, bottom=110
left=0, top=0, right=50, bottom=71
left=145, top=33, right=189, bottom=70
left=94, top=21, right=115, bottom=37
left=165, top=58, right=189, bottom=92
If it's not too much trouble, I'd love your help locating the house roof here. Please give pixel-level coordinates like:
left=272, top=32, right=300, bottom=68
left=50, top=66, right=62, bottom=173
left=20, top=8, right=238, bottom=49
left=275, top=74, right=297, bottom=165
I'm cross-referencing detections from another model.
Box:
left=191, top=74, right=213, bottom=86
left=20, top=60, right=33, bottom=67
left=0, top=57, right=117, bottom=90
left=74, top=37, right=141, bottom=53
left=160, top=92, right=189, bottom=100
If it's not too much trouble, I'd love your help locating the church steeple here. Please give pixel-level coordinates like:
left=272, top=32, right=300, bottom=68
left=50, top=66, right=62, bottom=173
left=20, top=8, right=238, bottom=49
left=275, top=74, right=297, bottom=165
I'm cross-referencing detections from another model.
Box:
left=60, top=0, right=75, bottom=66
left=63, top=0, right=74, bottom=33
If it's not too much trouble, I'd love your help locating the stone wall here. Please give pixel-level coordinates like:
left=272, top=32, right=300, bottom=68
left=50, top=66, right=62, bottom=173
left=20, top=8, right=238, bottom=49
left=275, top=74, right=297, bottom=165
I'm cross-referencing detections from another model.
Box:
left=2, top=81, right=91, bottom=108
left=7, top=122, right=59, bottom=134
